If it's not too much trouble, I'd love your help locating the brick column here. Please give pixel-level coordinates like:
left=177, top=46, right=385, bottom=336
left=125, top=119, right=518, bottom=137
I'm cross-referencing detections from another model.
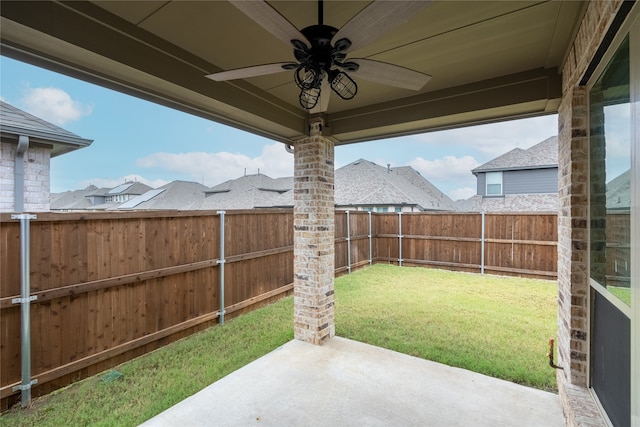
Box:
left=293, top=118, right=335, bottom=345
left=554, top=2, right=624, bottom=425
left=557, top=86, right=590, bottom=387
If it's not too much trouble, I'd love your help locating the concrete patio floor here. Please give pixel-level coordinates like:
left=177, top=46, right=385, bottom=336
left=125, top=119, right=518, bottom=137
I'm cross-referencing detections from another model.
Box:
left=139, top=337, right=565, bottom=427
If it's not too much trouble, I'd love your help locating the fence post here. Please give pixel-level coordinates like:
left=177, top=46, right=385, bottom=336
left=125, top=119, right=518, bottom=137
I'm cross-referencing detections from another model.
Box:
left=368, top=211, right=372, bottom=265
left=346, top=210, right=351, bottom=274
left=481, top=212, right=485, bottom=275
left=11, top=213, right=38, bottom=408
left=217, top=211, right=226, bottom=325
left=398, top=211, right=403, bottom=267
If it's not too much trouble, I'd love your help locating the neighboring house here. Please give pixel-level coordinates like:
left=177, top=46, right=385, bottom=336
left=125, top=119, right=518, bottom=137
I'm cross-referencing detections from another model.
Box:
left=51, top=159, right=456, bottom=212
left=119, top=180, right=208, bottom=210
left=52, top=181, right=153, bottom=211
left=50, top=185, right=105, bottom=211
left=191, top=174, right=293, bottom=210
left=335, top=159, right=457, bottom=212
left=101, top=182, right=153, bottom=204
left=0, top=101, right=92, bottom=212
left=606, top=169, right=631, bottom=210
left=458, top=136, right=558, bottom=212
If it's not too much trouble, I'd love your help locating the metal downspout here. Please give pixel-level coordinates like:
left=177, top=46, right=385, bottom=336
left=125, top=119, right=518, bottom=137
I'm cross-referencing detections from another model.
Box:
left=11, top=213, right=38, bottom=407
left=14, top=135, right=29, bottom=212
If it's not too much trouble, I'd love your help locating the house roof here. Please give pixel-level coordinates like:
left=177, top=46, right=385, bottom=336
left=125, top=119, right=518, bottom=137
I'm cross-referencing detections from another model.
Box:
left=472, top=136, right=558, bottom=174
left=606, top=169, right=630, bottom=210
left=51, top=185, right=102, bottom=210
left=335, top=160, right=457, bottom=211
left=52, top=157, right=456, bottom=212
left=120, top=180, right=209, bottom=210
left=108, top=182, right=153, bottom=196
left=0, top=100, right=93, bottom=156
left=192, top=174, right=294, bottom=211
left=456, top=194, right=558, bottom=213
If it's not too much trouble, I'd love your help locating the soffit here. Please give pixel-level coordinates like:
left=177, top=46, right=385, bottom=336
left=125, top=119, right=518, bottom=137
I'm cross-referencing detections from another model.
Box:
left=0, top=1, right=586, bottom=145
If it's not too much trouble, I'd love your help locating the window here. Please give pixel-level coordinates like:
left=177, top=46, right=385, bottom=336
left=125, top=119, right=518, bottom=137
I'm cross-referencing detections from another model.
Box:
left=587, top=28, right=635, bottom=427
left=394, top=207, right=402, bottom=213
left=485, top=172, right=502, bottom=195
left=589, top=35, right=631, bottom=308
left=375, top=207, right=387, bottom=213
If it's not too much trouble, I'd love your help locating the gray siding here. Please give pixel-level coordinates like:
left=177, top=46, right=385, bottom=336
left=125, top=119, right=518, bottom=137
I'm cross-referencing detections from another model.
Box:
left=476, top=168, right=558, bottom=196
left=476, top=173, right=486, bottom=196
left=503, top=168, right=558, bottom=194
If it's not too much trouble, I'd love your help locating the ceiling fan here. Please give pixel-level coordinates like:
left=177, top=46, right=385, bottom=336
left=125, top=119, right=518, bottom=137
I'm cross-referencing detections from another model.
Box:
left=205, top=0, right=433, bottom=111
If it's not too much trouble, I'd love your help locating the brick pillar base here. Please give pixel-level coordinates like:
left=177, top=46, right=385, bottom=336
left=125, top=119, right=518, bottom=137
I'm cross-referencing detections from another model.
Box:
left=293, top=118, right=335, bottom=345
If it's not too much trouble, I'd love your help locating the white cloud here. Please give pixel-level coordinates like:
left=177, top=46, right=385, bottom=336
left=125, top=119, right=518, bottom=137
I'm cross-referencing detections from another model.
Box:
left=78, top=175, right=169, bottom=189
left=409, top=115, right=558, bottom=157
left=135, top=142, right=294, bottom=186
left=21, top=86, right=92, bottom=125
left=409, top=155, right=480, bottom=182
left=449, top=187, right=476, bottom=201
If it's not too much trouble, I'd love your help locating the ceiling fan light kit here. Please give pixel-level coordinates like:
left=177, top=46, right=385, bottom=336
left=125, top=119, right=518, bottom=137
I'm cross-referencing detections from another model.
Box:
left=206, top=1, right=433, bottom=112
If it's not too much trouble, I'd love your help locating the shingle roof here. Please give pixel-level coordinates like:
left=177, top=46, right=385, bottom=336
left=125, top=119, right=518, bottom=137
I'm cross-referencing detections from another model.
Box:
left=335, top=160, right=457, bottom=211
left=455, top=194, right=558, bottom=212
left=108, top=182, right=153, bottom=196
left=606, top=169, right=630, bottom=210
left=51, top=160, right=456, bottom=212
left=192, top=174, right=294, bottom=210
left=50, top=185, right=101, bottom=210
left=472, top=136, right=558, bottom=174
left=124, top=180, right=209, bottom=210
left=0, top=100, right=93, bottom=156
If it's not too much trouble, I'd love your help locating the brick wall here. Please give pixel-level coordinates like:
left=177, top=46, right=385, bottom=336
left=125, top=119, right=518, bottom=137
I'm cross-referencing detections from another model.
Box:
left=557, top=1, right=624, bottom=425
left=293, top=118, right=335, bottom=345
left=0, top=141, right=51, bottom=212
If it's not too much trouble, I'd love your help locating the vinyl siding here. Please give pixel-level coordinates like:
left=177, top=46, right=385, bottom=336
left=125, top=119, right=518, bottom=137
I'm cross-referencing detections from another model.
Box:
left=503, top=168, right=557, bottom=194
left=476, top=173, right=486, bottom=195
left=476, top=167, right=557, bottom=196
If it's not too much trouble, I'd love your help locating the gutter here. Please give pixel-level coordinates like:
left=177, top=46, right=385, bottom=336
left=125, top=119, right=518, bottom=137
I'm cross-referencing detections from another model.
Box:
left=14, top=135, right=29, bottom=212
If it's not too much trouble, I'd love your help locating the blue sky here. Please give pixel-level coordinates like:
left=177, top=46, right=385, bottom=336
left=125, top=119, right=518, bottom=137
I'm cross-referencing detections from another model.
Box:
left=1, top=56, right=559, bottom=200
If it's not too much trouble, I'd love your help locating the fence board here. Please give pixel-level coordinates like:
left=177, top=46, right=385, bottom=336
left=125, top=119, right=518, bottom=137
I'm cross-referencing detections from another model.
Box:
left=0, top=210, right=557, bottom=408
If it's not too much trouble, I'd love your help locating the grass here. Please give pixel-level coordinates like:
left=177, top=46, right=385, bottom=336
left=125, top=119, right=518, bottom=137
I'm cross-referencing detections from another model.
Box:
left=0, top=299, right=294, bottom=427
left=335, top=265, right=558, bottom=392
left=608, top=286, right=631, bottom=306
left=1, top=265, right=558, bottom=426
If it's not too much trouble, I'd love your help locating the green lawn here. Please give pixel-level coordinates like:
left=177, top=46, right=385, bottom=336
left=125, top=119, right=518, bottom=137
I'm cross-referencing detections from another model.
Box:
left=609, top=286, right=631, bottom=306
left=335, top=265, right=558, bottom=392
left=1, top=265, right=558, bottom=426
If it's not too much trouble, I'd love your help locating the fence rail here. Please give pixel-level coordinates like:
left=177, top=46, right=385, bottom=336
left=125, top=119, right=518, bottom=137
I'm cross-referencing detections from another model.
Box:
left=0, top=210, right=557, bottom=409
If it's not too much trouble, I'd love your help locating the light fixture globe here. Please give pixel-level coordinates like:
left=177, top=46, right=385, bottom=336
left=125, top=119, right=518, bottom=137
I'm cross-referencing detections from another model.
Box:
left=328, top=69, right=357, bottom=100
left=299, top=87, right=321, bottom=109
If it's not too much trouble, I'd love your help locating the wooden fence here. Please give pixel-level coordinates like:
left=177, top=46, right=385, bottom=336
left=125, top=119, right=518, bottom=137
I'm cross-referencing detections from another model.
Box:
left=0, top=210, right=556, bottom=409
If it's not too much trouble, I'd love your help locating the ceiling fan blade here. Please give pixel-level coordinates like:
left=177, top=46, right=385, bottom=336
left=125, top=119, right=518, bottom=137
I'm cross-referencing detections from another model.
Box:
left=350, top=59, right=431, bottom=90
left=205, top=63, right=295, bottom=81
left=332, top=1, right=432, bottom=53
left=230, top=1, right=309, bottom=48
left=310, top=79, right=331, bottom=114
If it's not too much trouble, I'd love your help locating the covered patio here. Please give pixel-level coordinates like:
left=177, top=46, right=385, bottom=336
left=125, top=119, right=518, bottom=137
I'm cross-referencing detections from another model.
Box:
left=140, top=337, right=563, bottom=427
left=1, top=1, right=638, bottom=426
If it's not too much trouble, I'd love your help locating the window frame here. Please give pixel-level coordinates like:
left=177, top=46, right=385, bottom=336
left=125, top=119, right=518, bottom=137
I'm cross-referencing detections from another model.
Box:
left=485, top=171, right=503, bottom=196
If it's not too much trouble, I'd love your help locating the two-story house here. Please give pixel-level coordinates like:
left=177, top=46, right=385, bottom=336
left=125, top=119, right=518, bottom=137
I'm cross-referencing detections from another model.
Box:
left=0, top=101, right=92, bottom=212
left=458, top=136, right=558, bottom=212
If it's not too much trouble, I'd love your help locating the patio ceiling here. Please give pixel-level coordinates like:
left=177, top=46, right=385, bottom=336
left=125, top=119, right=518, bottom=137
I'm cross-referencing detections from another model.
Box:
left=0, top=1, right=585, bottom=145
